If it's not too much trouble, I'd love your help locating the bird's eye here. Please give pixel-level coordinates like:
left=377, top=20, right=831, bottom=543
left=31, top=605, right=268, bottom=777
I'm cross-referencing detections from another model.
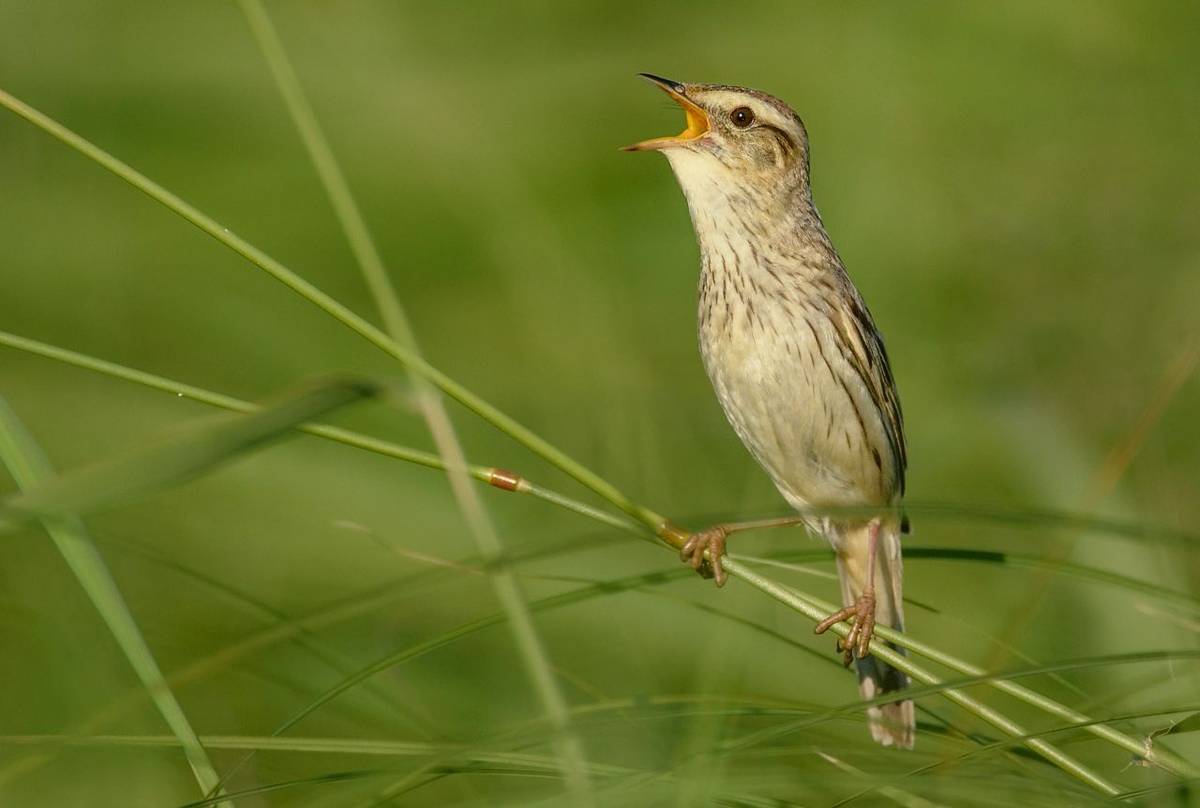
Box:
left=730, top=106, right=755, bottom=128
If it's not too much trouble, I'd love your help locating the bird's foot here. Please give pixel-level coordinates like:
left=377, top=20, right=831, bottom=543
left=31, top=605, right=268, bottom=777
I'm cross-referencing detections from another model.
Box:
left=680, top=525, right=729, bottom=587
left=814, top=591, right=876, bottom=666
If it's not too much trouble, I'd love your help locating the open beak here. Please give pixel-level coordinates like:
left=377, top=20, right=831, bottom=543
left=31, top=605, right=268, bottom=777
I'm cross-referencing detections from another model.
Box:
left=622, top=73, right=710, bottom=151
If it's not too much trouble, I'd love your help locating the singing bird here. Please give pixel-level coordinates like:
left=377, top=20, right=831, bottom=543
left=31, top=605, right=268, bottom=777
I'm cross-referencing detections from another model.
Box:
left=625, top=74, right=913, bottom=748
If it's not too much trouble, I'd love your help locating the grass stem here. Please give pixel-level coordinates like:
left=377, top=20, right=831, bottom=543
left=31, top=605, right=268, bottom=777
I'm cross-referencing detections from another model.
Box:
left=0, top=398, right=228, bottom=805
left=240, top=3, right=595, bottom=798
left=723, top=558, right=1122, bottom=795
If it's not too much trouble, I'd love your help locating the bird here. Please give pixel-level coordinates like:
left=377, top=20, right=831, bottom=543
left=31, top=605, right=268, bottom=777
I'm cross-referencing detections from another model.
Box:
left=624, top=74, right=913, bottom=748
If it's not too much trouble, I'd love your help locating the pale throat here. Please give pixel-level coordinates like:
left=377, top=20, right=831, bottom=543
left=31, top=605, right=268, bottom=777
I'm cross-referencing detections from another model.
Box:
left=665, top=149, right=811, bottom=277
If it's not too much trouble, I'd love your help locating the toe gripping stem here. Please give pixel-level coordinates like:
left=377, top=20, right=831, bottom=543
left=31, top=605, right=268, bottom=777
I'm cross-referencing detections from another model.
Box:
left=814, top=593, right=877, bottom=666
left=680, top=525, right=729, bottom=587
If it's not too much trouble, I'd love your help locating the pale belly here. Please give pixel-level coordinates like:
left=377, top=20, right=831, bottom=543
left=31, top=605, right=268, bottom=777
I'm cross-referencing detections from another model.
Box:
left=699, top=297, right=893, bottom=517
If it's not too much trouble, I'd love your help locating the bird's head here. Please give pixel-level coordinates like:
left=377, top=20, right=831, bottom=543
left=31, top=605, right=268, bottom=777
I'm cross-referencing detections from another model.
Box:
left=624, top=74, right=812, bottom=214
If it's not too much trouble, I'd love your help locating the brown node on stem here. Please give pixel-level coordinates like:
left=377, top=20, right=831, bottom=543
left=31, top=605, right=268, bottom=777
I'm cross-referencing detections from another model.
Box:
left=487, top=467, right=522, bottom=492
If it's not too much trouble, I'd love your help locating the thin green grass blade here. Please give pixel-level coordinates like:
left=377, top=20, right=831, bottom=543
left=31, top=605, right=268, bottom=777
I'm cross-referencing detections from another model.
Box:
left=9, top=329, right=1196, bottom=565
left=0, top=733, right=633, bottom=775
left=906, top=500, right=1200, bottom=548
left=184, top=760, right=635, bottom=808
left=0, top=532, right=637, bottom=793
left=0, top=375, right=378, bottom=531
left=108, top=537, right=437, bottom=734
left=231, top=6, right=597, bottom=796
left=726, top=557, right=1200, bottom=780
left=0, top=540, right=481, bottom=787
left=16, top=440, right=1186, bottom=799
left=835, top=704, right=1200, bottom=807
left=1114, top=778, right=1200, bottom=802
left=179, top=769, right=384, bottom=807
left=0, top=397, right=226, bottom=804
left=816, top=750, right=949, bottom=808
left=85, top=531, right=626, bottom=742
left=236, top=565, right=1152, bottom=796
left=124, top=550, right=1191, bottom=796
left=902, top=547, right=1199, bottom=609
left=580, top=649, right=1200, bottom=799
left=722, top=652, right=1200, bottom=754
left=212, top=567, right=703, bottom=786
left=748, top=546, right=1197, bottom=623
left=236, top=0, right=414, bottom=347
left=723, top=559, right=1121, bottom=795
left=744, top=547, right=1194, bottom=700
left=0, top=733, right=786, bottom=808
left=1165, top=713, right=1200, bottom=736
left=236, top=3, right=593, bottom=797
left=77, top=533, right=1193, bottom=798
left=729, top=547, right=1200, bottom=773
left=0, top=328, right=641, bottom=535
left=738, top=551, right=1092, bottom=702
left=0, top=86, right=667, bottom=533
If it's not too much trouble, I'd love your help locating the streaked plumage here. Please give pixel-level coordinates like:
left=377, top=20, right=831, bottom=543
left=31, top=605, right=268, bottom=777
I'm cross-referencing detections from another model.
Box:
left=628, top=75, right=914, bottom=748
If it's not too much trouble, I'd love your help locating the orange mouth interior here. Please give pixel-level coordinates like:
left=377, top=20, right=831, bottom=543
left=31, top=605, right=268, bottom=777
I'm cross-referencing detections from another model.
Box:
left=623, top=86, right=710, bottom=151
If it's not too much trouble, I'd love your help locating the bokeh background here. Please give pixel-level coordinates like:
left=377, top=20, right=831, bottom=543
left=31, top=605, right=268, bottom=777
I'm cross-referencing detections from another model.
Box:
left=1, top=2, right=1198, bottom=805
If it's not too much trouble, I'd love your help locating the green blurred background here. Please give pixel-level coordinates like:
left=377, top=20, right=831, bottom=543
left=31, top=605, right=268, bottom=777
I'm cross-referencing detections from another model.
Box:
left=1, top=2, right=1198, bottom=805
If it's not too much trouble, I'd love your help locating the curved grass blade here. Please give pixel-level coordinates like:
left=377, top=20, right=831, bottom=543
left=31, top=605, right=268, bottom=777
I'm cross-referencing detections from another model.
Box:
left=0, top=732, right=785, bottom=808
left=902, top=547, right=1199, bottom=609
left=249, top=566, right=1198, bottom=797
left=3, top=329, right=1196, bottom=560
left=184, top=761, right=634, bottom=808
left=725, top=559, right=1121, bottom=794
left=14, top=556, right=1171, bottom=803
left=0, top=534, right=650, bottom=791
left=816, top=750, right=949, bottom=808
left=28, top=483, right=1195, bottom=798
left=65, top=528, right=638, bottom=754
left=0, top=535, right=501, bottom=786
left=834, top=704, right=1200, bottom=807
left=366, top=580, right=852, bottom=803
left=0, top=86, right=668, bottom=535
left=140, top=548, right=1200, bottom=792
left=178, top=769, right=384, bottom=807
left=605, top=649, right=1200, bottom=799
left=1164, top=713, right=1200, bottom=737
left=740, top=551, right=1091, bottom=701
left=0, top=733, right=632, bottom=774
left=0, top=398, right=226, bottom=804
left=0, top=329, right=640, bottom=535
left=725, top=653, right=1200, bottom=754
left=673, top=502, right=1200, bottom=549
left=737, top=554, right=1200, bottom=771
left=749, top=545, right=1198, bottom=618
left=902, top=500, right=1200, bottom=548
left=1114, top=777, right=1200, bottom=802
left=108, top=536, right=438, bottom=734
left=0, top=375, right=379, bottom=532
left=77, top=535, right=1197, bottom=795
left=745, top=546, right=1197, bottom=700
left=729, top=560, right=1200, bottom=779
left=209, top=567, right=713, bottom=788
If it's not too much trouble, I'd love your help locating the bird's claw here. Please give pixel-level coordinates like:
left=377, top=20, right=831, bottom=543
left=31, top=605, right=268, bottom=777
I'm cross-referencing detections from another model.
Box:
left=680, top=526, right=729, bottom=587
left=815, top=591, right=876, bottom=665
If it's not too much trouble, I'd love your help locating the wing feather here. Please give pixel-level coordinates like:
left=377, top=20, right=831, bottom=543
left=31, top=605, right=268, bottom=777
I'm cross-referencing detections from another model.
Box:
left=830, top=282, right=907, bottom=496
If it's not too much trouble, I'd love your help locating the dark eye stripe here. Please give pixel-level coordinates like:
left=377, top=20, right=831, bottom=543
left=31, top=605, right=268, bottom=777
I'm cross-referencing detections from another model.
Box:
left=759, top=123, right=795, bottom=154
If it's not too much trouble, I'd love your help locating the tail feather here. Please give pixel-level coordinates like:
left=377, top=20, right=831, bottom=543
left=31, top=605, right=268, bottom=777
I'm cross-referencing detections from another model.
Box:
left=834, top=520, right=913, bottom=749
